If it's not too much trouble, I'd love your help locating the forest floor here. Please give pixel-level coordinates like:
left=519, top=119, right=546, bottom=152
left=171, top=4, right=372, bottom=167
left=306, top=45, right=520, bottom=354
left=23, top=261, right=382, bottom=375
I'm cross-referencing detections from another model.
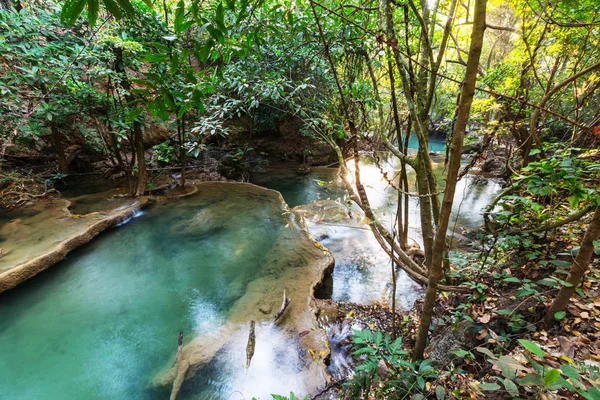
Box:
left=316, top=225, right=600, bottom=399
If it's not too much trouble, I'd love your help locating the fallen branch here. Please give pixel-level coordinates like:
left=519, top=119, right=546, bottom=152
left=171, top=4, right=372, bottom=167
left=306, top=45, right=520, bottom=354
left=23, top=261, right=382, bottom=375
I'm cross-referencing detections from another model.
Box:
left=274, top=290, right=291, bottom=323
left=245, top=320, right=256, bottom=369
left=506, top=205, right=594, bottom=235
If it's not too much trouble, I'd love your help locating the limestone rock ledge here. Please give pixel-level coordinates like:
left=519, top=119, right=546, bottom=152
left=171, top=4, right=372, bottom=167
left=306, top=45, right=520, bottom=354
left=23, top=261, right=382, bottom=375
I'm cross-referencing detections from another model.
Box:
left=0, top=198, right=149, bottom=294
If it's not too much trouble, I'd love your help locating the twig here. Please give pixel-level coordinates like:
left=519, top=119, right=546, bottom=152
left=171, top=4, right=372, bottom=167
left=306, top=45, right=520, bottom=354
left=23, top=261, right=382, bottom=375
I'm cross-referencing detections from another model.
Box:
left=274, top=290, right=291, bottom=323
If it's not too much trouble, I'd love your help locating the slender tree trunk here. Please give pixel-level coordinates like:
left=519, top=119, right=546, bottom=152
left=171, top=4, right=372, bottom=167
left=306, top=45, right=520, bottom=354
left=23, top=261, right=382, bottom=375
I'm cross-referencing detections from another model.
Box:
left=114, top=47, right=146, bottom=196
left=178, top=115, right=186, bottom=187
left=133, top=122, right=147, bottom=196
left=416, top=157, right=435, bottom=266
left=50, top=123, right=69, bottom=173
left=413, top=0, right=487, bottom=360
left=389, top=58, right=409, bottom=250
left=544, top=207, right=600, bottom=324
left=381, top=0, right=439, bottom=267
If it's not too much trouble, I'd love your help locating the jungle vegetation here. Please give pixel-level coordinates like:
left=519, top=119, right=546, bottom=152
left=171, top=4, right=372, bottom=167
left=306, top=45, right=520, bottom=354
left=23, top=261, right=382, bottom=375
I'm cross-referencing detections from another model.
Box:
left=1, top=0, right=599, bottom=397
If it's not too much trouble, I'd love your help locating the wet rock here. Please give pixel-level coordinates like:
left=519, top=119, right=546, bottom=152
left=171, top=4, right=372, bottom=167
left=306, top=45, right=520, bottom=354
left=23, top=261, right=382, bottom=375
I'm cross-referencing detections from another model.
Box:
left=482, top=157, right=505, bottom=176
left=315, top=232, right=330, bottom=241
left=426, top=320, right=477, bottom=367
left=462, top=141, right=482, bottom=155
left=297, top=164, right=311, bottom=175
left=171, top=208, right=225, bottom=236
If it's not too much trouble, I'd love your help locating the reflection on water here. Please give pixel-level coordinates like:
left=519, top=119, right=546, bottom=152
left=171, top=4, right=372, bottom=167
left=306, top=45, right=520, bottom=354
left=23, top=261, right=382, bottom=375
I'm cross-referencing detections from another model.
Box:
left=0, top=183, right=324, bottom=400
left=253, top=152, right=501, bottom=309
left=308, top=218, right=422, bottom=309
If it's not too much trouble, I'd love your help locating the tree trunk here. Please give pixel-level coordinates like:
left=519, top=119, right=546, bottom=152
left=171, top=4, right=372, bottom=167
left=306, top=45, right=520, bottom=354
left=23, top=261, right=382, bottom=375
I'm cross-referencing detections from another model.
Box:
left=50, top=123, right=69, bottom=173
left=114, top=47, right=146, bottom=196
left=389, top=58, right=409, bottom=250
left=133, top=121, right=147, bottom=196
left=413, top=0, right=487, bottom=360
left=544, top=206, right=600, bottom=324
left=178, top=115, right=186, bottom=187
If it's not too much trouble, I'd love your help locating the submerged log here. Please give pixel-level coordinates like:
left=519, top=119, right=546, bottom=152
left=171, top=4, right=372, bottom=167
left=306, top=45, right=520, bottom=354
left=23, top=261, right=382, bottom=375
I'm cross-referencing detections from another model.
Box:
left=169, top=359, right=190, bottom=400
left=245, top=320, right=256, bottom=368
left=274, top=289, right=291, bottom=323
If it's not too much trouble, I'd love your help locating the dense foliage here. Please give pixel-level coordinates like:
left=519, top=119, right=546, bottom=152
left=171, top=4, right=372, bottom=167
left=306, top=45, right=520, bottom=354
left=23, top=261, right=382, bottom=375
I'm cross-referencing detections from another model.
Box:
left=1, top=0, right=599, bottom=398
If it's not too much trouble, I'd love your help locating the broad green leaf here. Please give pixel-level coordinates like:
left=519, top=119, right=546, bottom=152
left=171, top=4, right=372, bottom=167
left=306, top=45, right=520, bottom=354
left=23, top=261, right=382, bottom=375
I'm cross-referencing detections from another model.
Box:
left=435, top=385, right=445, bottom=400
left=544, top=369, right=560, bottom=387
left=517, top=373, right=544, bottom=387
left=161, top=89, right=176, bottom=111
left=215, top=2, right=225, bottom=30
left=126, top=107, right=143, bottom=122
left=496, top=355, right=526, bottom=379
left=502, top=378, right=519, bottom=397
left=554, top=311, right=566, bottom=321
left=452, top=350, right=469, bottom=358
left=479, top=383, right=501, bottom=391
left=61, top=0, right=87, bottom=25
left=87, top=0, right=98, bottom=26
left=174, top=0, right=185, bottom=33
left=144, top=53, right=169, bottom=62
left=518, top=339, right=544, bottom=357
left=475, top=347, right=496, bottom=359
left=115, top=0, right=135, bottom=17
left=560, top=365, right=580, bottom=380
left=102, top=0, right=123, bottom=19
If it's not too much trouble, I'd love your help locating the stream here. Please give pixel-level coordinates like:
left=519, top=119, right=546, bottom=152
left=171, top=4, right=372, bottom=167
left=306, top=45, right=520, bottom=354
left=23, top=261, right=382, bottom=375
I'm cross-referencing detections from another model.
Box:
left=0, top=144, right=501, bottom=399
left=252, top=150, right=501, bottom=308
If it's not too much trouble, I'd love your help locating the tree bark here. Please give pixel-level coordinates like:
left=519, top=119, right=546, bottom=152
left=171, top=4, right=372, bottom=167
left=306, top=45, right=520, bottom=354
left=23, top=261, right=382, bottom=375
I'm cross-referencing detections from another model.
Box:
left=413, top=0, right=487, bottom=360
left=50, top=123, right=69, bottom=173
left=544, top=207, right=600, bottom=324
left=245, top=320, right=256, bottom=368
left=133, top=121, right=147, bottom=196
left=114, top=47, right=146, bottom=196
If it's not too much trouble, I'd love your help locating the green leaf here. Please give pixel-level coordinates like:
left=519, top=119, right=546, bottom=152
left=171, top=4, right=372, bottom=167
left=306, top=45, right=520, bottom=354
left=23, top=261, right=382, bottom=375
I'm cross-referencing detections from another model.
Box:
left=479, top=383, right=501, bottom=391
left=215, top=2, right=225, bottom=30
left=452, top=350, right=469, bottom=358
left=544, top=369, right=560, bottom=387
left=502, top=378, right=519, bottom=397
left=475, top=347, right=496, bottom=359
left=126, top=107, right=143, bottom=122
left=174, top=0, right=185, bottom=33
left=435, top=385, right=445, bottom=400
left=554, top=311, right=566, bottom=321
left=144, top=53, right=169, bottom=62
left=496, top=356, right=526, bottom=379
left=61, top=0, right=88, bottom=26
left=518, top=339, right=544, bottom=357
left=161, top=89, right=176, bottom=111
left=537, top=278, right=557, bottom=287
left=115, top=0, right=135, bottom=17
left=102, top=0, right=123, bottom=19
left=518, top=373, right=544, bottom=387
left=87, top=0, right=99, bottom=26
left=560, top=365, right=580, bottom=381
left=206, top=25, right=224, bottom=43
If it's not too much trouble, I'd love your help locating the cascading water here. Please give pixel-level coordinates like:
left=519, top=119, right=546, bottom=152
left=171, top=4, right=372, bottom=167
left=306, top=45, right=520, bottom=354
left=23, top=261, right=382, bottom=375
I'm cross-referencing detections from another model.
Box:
left=324, top=320, right=355, bottom=381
